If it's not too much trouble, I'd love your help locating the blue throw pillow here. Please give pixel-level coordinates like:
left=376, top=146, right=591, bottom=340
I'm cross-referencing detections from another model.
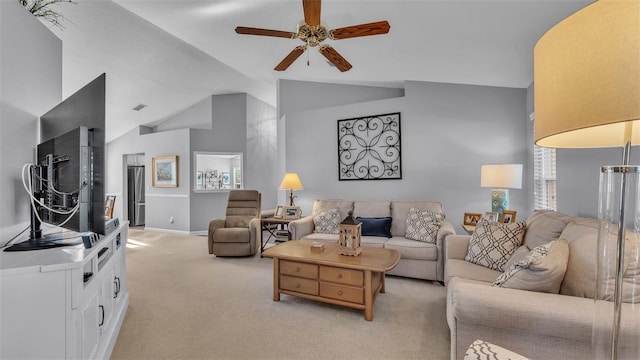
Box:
left=356, top=217, right=392, bottom=238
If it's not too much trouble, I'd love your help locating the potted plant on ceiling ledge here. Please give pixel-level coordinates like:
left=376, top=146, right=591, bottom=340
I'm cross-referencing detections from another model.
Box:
left=19, top=0, right=76, bottom=29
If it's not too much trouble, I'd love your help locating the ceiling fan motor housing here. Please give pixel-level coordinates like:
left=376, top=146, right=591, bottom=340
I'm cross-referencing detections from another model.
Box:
left=297, top=22, right=329, bottom=47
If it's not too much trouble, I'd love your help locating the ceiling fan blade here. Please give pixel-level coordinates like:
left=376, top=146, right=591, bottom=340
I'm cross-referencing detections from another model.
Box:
left=330, top=21, right=390, bottom=40
left=319, top=45, right=352, bottom=72
left=235, top=26, right=297, bottom=39
left=275, top=46, right=306, bottom=71
left=302, top=0, right=321, bottom=26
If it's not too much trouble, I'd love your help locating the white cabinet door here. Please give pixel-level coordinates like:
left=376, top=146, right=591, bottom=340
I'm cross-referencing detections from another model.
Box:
left=80, top=292, right=100, bottom=360
left=99, top=268, right=115, bottom=334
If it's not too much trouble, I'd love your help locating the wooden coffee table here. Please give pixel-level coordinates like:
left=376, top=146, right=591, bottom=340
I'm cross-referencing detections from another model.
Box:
left=262, top=240, right=400, bottom=321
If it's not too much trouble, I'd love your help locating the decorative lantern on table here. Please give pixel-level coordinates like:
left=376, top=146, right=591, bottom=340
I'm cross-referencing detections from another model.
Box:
left=338, top=211, right=362, bottom=256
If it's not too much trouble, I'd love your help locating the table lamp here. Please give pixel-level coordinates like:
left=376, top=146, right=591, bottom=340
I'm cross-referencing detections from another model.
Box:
left=279, top=173, right=304, bottom=206
left=480, top=164, right=523, bottom=219
left=534, top=1, right=640, bottom=359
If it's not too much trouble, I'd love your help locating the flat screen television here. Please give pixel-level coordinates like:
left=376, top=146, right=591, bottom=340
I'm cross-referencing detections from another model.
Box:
left=5, top=74, right=106, bottom=251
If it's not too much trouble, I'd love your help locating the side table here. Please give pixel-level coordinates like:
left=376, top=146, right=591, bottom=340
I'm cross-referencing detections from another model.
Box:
left=261, top=217, right=294, bottom=255
left=462, top=224, right=476, bottom=235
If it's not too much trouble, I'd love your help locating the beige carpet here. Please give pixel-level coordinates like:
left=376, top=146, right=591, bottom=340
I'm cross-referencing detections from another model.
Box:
left=110, top=228, right=450, bottom=360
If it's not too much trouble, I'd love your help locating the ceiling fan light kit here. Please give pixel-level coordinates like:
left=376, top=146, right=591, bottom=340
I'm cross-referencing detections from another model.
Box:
left=234, top=0, right=390, bottom=72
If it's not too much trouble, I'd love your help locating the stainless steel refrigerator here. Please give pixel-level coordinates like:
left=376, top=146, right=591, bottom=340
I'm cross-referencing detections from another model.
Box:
left=127, top=166, right=145, bottom=226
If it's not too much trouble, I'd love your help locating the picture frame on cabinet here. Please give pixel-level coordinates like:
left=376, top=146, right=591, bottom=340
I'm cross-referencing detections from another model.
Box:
left=463, top=212, right=482, bottom=226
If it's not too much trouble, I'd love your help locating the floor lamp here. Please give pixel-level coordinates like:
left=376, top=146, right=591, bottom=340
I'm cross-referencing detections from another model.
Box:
left=534, top=1, right=640, bottom=359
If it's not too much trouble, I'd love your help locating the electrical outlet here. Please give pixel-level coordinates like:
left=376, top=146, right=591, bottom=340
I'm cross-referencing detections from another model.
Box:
left=169, top=216, right=174, bottom=224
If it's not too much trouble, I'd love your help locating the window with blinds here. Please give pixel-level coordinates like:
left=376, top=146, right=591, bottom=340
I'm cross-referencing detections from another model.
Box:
left=533, top=145, right=557, bottom=210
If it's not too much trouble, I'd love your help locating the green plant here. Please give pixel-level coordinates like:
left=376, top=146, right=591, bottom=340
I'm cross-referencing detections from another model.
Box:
left=19, top=0, right=76, bottom=29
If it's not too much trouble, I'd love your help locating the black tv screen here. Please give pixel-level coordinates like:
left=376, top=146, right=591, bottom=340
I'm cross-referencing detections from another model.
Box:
left=38, top=73, right=106, bottom=235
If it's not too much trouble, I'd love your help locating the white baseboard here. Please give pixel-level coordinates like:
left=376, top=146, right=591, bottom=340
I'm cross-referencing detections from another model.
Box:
left=142, top=227, right=191, bottom=235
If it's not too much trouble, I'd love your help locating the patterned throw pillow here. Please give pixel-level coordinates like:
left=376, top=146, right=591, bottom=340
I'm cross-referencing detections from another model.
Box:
left=465, top=217, right=526, bottom=271
left=313, top=208, right=341, bottom=234
left=464, top=340, right=529, bottom=360
left=492, top=239, right=569, bottom=293
left=405, top=208, right=445, bottom=243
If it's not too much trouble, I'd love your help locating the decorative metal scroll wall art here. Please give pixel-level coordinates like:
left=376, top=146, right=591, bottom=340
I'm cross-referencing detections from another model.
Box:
left=337, top=112, right=402, bottom=181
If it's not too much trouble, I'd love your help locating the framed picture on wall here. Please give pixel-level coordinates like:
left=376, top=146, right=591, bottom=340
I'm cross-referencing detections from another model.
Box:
left=152, top=155, right=178, bottom=188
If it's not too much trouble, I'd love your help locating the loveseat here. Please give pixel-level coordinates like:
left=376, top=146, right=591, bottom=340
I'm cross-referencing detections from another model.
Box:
left=287, top=199, right=455, bottom=281
left=444, top=210, right=640, bottom=360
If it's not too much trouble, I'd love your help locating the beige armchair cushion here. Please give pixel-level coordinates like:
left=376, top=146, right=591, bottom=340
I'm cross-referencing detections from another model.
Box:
left=208, top=190, right=261, bottom=257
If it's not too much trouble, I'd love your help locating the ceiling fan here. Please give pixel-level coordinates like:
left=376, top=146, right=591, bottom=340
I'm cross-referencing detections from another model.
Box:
left=235, top=0, right=390, bottom=72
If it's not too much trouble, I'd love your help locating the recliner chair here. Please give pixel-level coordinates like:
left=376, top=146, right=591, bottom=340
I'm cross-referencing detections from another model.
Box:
left=208, top=190, right=261, bottom=256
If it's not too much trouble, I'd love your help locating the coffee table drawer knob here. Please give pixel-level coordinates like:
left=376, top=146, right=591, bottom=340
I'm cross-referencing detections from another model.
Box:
left=296, top=283, right=301, bottom=288
left=338, top=290, right=343, bottom=295
left=296, top=267, right=300, bottom=272
left=338, top=274, right=343, bottom=279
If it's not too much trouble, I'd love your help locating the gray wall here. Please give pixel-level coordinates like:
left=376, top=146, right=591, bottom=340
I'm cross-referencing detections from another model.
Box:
left=277, top=80, right=405, bottom=121
left=0, top=1, right=62, bottom=244
left=106, top=93, right=277, bottom=233
left=279, top=80, right=528, bottom=233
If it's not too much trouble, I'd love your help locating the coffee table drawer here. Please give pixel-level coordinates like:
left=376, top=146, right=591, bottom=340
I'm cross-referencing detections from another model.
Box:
left=280, top=275, right=318, bottom=295
left=280, top=260, right=318, bottom=279
left=319, top=283, right=363, bottom=304
left=319, top=266, right=363, bottom=286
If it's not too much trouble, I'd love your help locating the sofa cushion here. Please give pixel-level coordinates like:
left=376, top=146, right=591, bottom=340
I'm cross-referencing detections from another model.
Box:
left=524, top=210, right=573, bottom=249
left=464, top=340, right=529, bottom=360
left=312, top=199, right=353, bottom=221
left=360, top=236, right=387, bottom=248
left=405, top=208, right=444, bottom=243
left=390, top=201, right=444, bottom=237
left=559, top=217, right=640, bottom=302
left=445, top=259, right=502, bottom=284
left=465, top=218, right=526, bottom=272
left=356, top=217, right=392, bottom=238
left=558, top=218, right=599, bottom=298
left=493, top=239, right=569, bottom=294
left=353, top=201, right=391, bottom=218
left=212, top=228, right=250, bottom=243
left=313, top=208, right=341, bottom=234
left=384, top=237, right=438, bottom=261
left=503, top=245, right=530, bottom=271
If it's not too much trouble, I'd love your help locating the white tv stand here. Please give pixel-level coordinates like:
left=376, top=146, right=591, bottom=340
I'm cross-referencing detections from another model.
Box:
left=0, top=223, right=129, bottom=359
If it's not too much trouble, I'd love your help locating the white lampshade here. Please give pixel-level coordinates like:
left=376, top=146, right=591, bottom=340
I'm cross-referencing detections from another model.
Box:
left=279, top=173, right=304, bottom=191
left=480, top=164, right=523, bottom=189
left=534, top=0, right=640, bottom=148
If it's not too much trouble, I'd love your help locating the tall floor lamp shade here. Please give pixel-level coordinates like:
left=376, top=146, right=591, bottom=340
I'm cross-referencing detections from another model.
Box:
left=534, top=1, right=640, bottom=359
left=279, top=173, right=304, bottom=206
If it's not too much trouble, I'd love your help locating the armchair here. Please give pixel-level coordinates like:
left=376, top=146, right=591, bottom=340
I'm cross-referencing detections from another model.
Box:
left=208, top=190, right=261, bottom=257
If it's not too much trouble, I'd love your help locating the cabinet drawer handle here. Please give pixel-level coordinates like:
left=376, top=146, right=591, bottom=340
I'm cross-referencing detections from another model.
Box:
left=295, top=283, right=301, bottom=288
left=114, top=277, right=121, bottom=299
left=295, top=267, right=300, bottom=272
left=99, top=305, right=105, bottom=327
left=337, top=274, right=343, bottom=279
left=338, top=290, right=343, bottom=296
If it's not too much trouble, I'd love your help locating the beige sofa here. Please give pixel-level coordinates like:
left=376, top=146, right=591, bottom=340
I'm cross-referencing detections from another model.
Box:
left=444, top=210, right=640, bottom=360
left=288, top=199, right=455, bottom=281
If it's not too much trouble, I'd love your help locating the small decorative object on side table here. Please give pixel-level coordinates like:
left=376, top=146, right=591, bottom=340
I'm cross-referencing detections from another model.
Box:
left=338, top=211, right=362, bottom=256
left=462, top=224, right=476, bottom=235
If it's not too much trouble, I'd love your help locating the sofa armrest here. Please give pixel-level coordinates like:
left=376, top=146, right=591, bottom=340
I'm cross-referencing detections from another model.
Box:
left=288, top=215, right=314, bottom=240
left=208, top=218, right=226, bottom=254
left=445, top=234, right=471, bottom=261
left=249, top=217, right=262, bottom=255
left=435, top=220, right=456, bottom=281
left=447, top=277, right=594, bottom=342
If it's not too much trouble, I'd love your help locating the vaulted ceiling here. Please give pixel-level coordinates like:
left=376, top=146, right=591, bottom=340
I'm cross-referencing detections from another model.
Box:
left=43, top=0, right=593, bottom=142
